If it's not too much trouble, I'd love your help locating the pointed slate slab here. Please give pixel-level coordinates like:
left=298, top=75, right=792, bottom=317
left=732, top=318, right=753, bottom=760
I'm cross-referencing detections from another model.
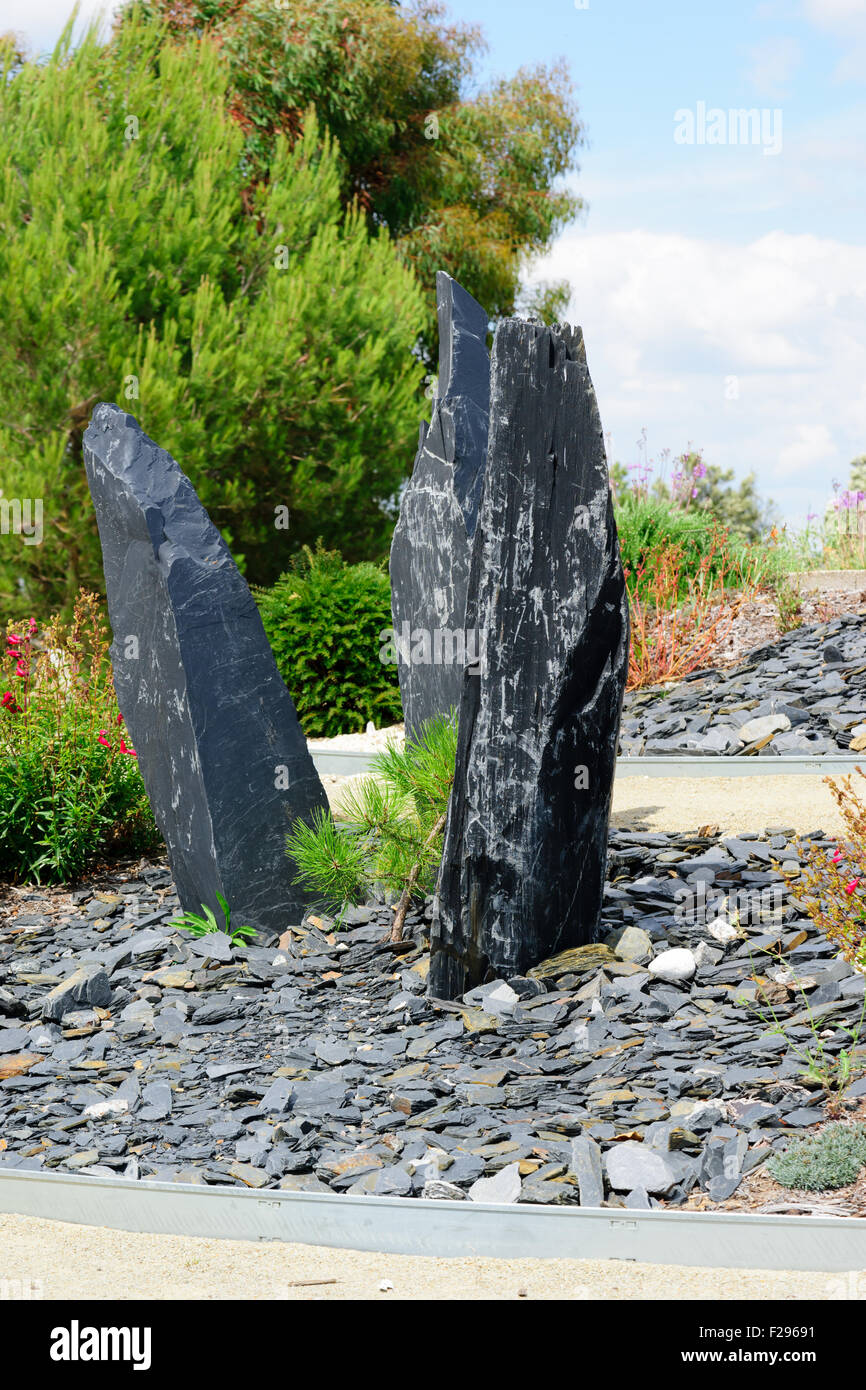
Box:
left=430, top=319, right=629, bottom=999
left=389, top=273, right=490, bottom=738
left=83, top=403, right=328, bottom=938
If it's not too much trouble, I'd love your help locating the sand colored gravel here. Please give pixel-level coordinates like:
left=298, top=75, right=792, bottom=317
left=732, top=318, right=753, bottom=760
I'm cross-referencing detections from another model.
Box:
left=0, top=1211, right=856, bottom=1301
left=609, top=774, right=848, bottom=837
left=326, top=771, right=849, bottom=838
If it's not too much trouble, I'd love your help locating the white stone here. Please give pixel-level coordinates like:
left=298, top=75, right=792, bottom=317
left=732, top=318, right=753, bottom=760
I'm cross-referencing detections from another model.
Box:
left=468, top=1161, right=522, bottom=1204
left=707, top=916, right=739, bottom=943
left=84, top=1098, right=129, bottom=1119
left=648, top=948, right=697, bottom=983
left=463, top=979, right=520, bottom=1017
left=738, top=713, right=791, bottom=744
left=604, top=1142, right=680, bottom=1195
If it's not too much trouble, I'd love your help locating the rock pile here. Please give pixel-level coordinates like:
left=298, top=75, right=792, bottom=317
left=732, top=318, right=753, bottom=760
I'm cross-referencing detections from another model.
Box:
left=2, top=828, right=860, bottom=1208
left=621, top=613, right=866, bottom=757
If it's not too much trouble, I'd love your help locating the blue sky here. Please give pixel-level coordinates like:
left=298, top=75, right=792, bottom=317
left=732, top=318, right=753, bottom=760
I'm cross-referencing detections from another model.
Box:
left=7, top=0, right=866, bottom=524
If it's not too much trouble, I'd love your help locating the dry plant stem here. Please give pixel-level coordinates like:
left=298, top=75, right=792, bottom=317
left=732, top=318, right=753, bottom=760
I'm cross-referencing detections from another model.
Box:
left=625, top=531, right=761, bottom=689
left=389, top=811, right=446, bottom=943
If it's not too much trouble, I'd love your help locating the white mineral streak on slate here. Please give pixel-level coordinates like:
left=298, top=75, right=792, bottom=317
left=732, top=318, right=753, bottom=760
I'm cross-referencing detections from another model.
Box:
left=430, top=319, right=629, bottom=998
left=83, top=404, right=328, bottom=937
left=389, top=272, right=490, bottom=737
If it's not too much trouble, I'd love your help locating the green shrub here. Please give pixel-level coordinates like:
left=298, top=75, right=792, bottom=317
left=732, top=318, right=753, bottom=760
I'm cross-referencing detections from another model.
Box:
left=767, top=1122, right=866, bottom=1191
left=615, top=495, right=769, bottom=606
left=0, top=14, right=424, bottom=618
left=254, top=545, right=403, bottom=738
left=0, top=592, right=161, bottom=882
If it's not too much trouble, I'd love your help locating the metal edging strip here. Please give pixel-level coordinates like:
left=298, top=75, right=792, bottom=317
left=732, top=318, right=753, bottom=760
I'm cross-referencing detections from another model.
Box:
left=310, top=750, right=865, bottom=780
left=0, top=1169, right=864, bottom=1272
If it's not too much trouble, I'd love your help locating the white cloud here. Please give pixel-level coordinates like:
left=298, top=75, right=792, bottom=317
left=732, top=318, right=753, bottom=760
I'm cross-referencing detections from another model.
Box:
left=801, top=0, right=866, bottom=80
left=2, top=1, right=119, bottom=55
left=802, top=0, right=866, bottom=33
left=528, top=229, right=866, bottom=519
left=745, top=36, right=802, bottom=97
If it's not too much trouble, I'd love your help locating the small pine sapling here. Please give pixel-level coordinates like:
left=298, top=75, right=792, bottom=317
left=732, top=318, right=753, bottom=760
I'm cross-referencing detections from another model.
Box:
left=286, top=712, right=457, bottom=940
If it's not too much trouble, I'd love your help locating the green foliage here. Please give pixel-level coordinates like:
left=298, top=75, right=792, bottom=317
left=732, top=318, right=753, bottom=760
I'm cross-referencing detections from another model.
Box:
left=121, top=0, right=584, bottom=363
left=737, top=947, right=866, bottom=1101
left=253, top=545, right=402, bottom=738
left=286, top=712, right=457, bottom=919
left=0, top=592, right=160, bottom=883
left=768, top=1123, right=866, bottom=1191
left=773, top=575, right=804, bottom=635
left=169, top=892, right=256, bottom=946
left=688, top=460, right=776, bottom=543
left=0, top=11, right=425, bottom=617
left=614, top=496, right=748, bottom=604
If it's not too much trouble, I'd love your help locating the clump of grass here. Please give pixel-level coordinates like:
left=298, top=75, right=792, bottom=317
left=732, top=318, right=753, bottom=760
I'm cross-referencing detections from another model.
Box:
left=169, top=892, right=256, bottom=947
left=768, top=1123, right=866, bottom=1191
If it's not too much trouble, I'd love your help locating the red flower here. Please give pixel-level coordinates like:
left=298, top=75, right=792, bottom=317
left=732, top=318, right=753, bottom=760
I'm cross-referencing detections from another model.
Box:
left=15, top=661, right=27, bottom=678
left=97, top=730, right=110, bottom=747
left=1, top=692, right=20, bottom=713
left=6, top=633, right=21, bottom=645
left=845, top=879, right=859, bottom=895
left=116, top=712, right=124, bottom=725
left=832, top=848, right=843, bottom=863
left=120, top=738, right=137, bottom=758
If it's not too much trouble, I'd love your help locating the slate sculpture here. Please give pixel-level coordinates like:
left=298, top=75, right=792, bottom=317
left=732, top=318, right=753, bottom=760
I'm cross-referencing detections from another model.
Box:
left=429, top=318, right=629, bottom=998
left=83, top=404, right=329, bottom=938
left=389, top=272, right=490, bottom=738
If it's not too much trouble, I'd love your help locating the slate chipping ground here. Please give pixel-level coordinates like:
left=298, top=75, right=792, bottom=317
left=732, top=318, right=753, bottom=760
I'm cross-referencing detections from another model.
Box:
left=1, top=828, right=864, bottom=1210
left=620, top=611, right=866, bottom=756
left=2, top=614, right=866, bottom=1218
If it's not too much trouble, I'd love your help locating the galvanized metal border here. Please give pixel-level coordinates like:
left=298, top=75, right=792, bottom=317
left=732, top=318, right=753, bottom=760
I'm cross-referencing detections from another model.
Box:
left=310, top=750, right=865, bottom=780
left=0, top=1169, right=864, bottom=1271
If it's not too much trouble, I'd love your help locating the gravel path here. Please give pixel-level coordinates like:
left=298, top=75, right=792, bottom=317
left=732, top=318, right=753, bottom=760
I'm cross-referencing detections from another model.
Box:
left=326, top=771, right=850, bottom=836
left=0, top=1211, right=846, bottom=1300
left=610, top=774, right=848, bottom=836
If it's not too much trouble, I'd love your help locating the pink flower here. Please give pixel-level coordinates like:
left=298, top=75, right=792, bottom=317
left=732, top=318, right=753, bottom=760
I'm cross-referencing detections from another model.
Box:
left=120, top=738, right=137, bottom=758
left=845, top=879, right=859, bottom=895
left=6, top=633, right=21, bottom=645
left=1, top=692, right=20, bottom=712
left=15, top=661, right=27, bottom=678
left=97, top=731, right=110, bottom=747
left=27, top=618, right=36, bottom=633
left=116, top=712, right=124, bottom=726
left=833, top=848, right=844, bottom=863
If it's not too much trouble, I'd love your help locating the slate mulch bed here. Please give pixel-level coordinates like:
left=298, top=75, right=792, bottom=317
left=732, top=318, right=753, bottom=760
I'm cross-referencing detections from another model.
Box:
left=1, top=824, right=864, bottom=1213
left=621, top=611, right=866, bottom=757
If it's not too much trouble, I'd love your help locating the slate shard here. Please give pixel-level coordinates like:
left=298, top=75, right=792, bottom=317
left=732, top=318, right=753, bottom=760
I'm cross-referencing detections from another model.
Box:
left=430, top=319, right=629, bottom=999
left=389, top=272, right=490, bottom=738
left=83, top=403, right=329, bottom=938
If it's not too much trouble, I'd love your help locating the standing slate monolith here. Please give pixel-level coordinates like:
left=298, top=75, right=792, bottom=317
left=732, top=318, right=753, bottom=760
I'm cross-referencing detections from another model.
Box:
left=430, top=319, right=629, bottom=999
left=83, top=403, right=329, bottom=938
left=389, top=272, right=489, bottom=738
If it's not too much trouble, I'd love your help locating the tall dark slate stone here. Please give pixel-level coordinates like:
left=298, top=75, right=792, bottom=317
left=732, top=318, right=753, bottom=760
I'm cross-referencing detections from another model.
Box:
left=430, top=319, right=629, bottom=999
left=389, top=273, right=489, bottom=738
left=83, top=404, right=329, bottom=938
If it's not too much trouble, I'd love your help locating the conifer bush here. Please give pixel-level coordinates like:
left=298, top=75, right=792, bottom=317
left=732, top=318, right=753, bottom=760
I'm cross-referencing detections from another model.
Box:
left=253, top=546, right=403, bottom=738
left=0, top=14, right=424, bottom=617
left=286, top=712, right=456, bottom=937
